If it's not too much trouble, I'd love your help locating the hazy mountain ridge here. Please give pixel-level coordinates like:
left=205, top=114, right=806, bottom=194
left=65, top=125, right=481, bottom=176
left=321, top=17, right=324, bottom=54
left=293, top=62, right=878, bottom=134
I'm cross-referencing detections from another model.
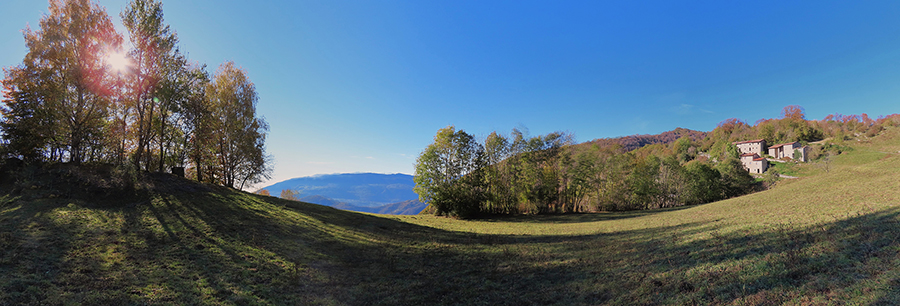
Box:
left=261, top=173, right=425, bottom=214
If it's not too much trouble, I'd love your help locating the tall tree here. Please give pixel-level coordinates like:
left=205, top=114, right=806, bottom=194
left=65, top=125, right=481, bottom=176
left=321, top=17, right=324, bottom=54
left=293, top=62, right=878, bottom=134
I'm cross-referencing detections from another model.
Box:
left=482, top=131, right=512, bottom=213
left=565, top=146, right=603, bottom=212
left=414, top=126, right=486, bottom=218
left=182, top=67, right=214, bottom=183
left=204, top=61, right=271, bottom=189
left=121, top=0, right=178, bottom=170
left=2, top=0, right=122, bottom=163
left=1, top=64, right=58, bottom=161
left=174, top=64, right=210, bottom=179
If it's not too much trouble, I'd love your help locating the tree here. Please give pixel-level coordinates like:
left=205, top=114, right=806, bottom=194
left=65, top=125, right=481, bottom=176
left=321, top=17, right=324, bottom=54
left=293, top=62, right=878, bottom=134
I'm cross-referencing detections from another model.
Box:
left=121, top=0, right=180, bottom=170
left=482, top=131, right=513, bottom=214
left=414, top=126, right=486, bottom=218
left=204, top=61, right=271, bottom=189
left=158, top=62, right=208, bottom=173
left=1, top=65, right=58, bottom=161
left=781, top=105, right=805, bottom=121
left=673, top=135, right=694, bottom=163
left=717, top=157, right=755, bottom=198
left=280, top=189, right=300, bottom=201
left=681, top=160, right=723, bottom=205
left=567, top=146, right=603, bottom=212
left=724, top=143, right=740, bottom=160
left=2, top=0, right=122, bottom=163
left=180, top=66, right=213, bottom=182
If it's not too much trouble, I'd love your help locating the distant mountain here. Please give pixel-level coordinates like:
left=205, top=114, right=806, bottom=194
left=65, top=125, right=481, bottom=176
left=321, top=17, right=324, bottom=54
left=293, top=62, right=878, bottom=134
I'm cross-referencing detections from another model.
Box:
left=333, top=200, right=427, bottom=215
left=299, top=195, right=344, bottom=207
left=261, top=173, right=426, bottom=215
left=262, top=173, right=417, bottom=207
left=374, top=200, right=428, bottom=215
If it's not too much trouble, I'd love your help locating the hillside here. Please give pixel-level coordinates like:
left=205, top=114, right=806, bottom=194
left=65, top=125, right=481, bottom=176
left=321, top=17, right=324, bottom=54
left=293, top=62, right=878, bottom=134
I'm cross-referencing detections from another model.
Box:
left=1, top=127, right=899, bottom=304
left=333, top=199, right=427, bottom=215
left=588, top=127, right=708, bottom=152
left=0, top=164, right=457, bottom=304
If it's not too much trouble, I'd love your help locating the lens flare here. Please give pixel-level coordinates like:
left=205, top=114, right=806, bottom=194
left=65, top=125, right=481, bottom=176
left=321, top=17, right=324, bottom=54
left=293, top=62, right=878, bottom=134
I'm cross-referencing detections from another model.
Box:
left=107, top=51, right=130, bottom=72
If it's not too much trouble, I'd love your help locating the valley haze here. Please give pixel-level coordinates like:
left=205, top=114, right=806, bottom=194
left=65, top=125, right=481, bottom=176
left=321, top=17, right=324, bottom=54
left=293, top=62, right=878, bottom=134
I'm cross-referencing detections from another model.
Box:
left=260, top=173, right=427, bottom=215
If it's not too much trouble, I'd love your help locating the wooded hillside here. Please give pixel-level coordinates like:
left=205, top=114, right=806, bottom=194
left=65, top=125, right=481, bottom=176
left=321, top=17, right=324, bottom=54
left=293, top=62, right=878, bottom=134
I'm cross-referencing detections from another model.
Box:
left=414, top=106, right=900, bottom=218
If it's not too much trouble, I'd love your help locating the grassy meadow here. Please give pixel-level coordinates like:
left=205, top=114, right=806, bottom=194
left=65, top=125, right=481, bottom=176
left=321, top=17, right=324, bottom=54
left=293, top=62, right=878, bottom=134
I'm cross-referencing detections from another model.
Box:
left=1, top=128, right=899, bottom=305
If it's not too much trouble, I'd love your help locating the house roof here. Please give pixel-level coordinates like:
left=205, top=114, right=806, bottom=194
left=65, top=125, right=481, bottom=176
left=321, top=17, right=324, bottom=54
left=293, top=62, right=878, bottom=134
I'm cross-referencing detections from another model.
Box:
left=769, top=142, right=799, bottom=149
left=753, top=157, right=767, bottom=161
left=733, top=139, right=765, bottom=145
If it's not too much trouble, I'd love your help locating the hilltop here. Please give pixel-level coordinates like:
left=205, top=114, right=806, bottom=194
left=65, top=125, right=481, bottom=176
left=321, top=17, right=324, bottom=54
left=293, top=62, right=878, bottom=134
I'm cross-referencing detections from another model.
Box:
left=588, top=127, right=708, bottom=152
left=0, top=126, right=899, bottom=304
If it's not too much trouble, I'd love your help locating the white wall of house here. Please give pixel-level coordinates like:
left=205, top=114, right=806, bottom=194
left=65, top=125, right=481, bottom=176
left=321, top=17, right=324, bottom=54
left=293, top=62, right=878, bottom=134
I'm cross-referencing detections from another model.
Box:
left=739, top=153, right=768, bottom=173
left=749, top=159, right=768, bottom=174
left=735, top=140, right=765, bottom=155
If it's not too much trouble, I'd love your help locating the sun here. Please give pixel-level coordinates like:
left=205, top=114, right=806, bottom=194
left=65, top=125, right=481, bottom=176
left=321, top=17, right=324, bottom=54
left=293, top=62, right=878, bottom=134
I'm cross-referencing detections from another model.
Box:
left=106, top=50, right=130, bottom=73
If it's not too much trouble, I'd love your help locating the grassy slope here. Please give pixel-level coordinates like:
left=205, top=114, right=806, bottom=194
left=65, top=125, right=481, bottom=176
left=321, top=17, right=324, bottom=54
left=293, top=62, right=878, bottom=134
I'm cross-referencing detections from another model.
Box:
left=400, top=127, right=900, bottom=305
left=1, top=127, right=898, bottom=305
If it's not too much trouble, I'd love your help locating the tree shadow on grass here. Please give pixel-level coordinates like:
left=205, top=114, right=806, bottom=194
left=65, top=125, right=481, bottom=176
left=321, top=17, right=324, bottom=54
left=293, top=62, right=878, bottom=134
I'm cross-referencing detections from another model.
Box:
left=0, top=198, right=139, bottom=305
left=4, top=177, right=899, bottom=305
left=131, top=189, right=900, bottom=305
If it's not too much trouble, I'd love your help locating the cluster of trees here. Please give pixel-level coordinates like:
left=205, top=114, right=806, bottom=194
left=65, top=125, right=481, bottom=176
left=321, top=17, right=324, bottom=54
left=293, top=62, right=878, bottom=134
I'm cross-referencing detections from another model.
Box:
left=414, top=126, right=755, bottom=218
left=0, top=0, right=270, bottom=189
left=415, top=106, right=900, bottom=218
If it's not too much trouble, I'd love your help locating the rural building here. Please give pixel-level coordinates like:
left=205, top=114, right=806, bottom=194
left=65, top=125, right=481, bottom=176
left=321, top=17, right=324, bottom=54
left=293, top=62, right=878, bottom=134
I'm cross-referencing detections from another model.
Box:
left=740, top=153, right=768, bottom=174
left=768, top=142, right=808, bottom=162
left=731, top=139, right=808, bottom=173
left=733, top=139, right=766, bottom=155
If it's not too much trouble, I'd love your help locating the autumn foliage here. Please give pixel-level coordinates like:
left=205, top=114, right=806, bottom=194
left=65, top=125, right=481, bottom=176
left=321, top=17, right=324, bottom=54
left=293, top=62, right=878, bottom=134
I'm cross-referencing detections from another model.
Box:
left=0, top=0, right=270, bottom=189
left=416, top=105, right=900, bottom=216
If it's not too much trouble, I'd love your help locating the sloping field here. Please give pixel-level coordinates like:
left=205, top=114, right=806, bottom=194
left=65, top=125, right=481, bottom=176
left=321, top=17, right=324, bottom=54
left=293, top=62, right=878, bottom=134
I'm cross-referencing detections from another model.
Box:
left=1, top=128, right=898, bottom=305
left=399, top=128, right=900, bottom=304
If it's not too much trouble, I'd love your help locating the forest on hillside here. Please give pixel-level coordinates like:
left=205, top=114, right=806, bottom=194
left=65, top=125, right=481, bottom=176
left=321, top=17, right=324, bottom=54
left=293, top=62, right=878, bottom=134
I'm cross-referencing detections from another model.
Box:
left=0, top=0, right=270, bottom=189
left=415, top=105, right=900, bottom=218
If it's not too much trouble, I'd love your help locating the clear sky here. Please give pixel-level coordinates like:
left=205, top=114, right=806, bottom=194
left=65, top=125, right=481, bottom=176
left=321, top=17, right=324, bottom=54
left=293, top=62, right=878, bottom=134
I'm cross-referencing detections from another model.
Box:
left=3, top=1, right=900, bottom=188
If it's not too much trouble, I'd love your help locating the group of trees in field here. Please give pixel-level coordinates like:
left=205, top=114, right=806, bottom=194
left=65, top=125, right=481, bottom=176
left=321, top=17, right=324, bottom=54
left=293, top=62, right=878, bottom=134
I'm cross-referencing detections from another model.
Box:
left=0, top=0, right=270, bottom=189
left=415, top=106, right=900, bottom=218
left=414, top=126, right=755, bottom=218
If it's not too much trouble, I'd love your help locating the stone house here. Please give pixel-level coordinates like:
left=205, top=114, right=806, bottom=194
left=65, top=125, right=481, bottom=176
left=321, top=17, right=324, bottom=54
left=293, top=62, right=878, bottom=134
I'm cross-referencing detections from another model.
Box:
left=768, top=142, right=808, bottom=162
left=733, top=139, right=766, bottom=155
left=739, top=153, right=768, bottom=174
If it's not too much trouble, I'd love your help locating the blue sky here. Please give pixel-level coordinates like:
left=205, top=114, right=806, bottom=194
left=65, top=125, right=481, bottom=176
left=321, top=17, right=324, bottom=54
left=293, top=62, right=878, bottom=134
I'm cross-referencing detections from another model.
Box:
left=3, top=1, right=900, bottom=187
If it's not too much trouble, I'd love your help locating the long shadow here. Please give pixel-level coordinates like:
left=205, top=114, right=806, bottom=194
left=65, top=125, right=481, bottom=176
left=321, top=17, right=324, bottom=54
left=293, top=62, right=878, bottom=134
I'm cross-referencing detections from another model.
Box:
left=277, top=199, right=900, bottom=305
left=9, top=174, right=899, bottom=305
left=0, top=198, right=118, bottom=304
